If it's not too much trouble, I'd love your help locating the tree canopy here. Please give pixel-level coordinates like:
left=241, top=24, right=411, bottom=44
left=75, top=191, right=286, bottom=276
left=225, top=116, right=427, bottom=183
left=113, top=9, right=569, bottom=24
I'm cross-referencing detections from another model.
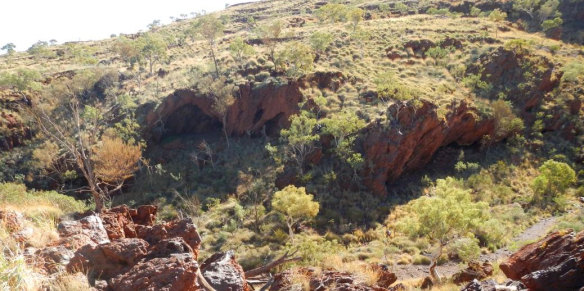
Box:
left=272, top=185, right=320, bottom=240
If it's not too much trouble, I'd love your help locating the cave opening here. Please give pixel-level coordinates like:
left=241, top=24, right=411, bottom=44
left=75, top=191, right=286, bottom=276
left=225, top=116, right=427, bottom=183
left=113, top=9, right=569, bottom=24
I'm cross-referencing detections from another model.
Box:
left=161, top=104, right=222, bottom=139
left=264, top=113, right=285, bottom=136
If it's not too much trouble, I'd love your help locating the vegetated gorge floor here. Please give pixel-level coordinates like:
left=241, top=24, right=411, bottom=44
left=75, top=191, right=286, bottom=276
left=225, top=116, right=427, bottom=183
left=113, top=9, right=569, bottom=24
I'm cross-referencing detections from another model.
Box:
left=393, top=209, right=568, bottom=281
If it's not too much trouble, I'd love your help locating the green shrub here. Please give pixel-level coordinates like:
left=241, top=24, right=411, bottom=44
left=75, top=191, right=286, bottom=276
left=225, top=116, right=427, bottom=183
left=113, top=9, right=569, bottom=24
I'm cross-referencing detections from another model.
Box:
left=555, top=208, right=584, bottom=232
left=542, top=17, right=563, bottom=32
left=285, top=234, right=345, bottom=266
left=255, top=71, right=271, bottom=82
left=450, top=237, right=480, bottom=262
left=412, top=255, right=431, bottom=265
left=531, top=160, right=576, bottom=206
left=476, top=219, right=508, bottom=250
left=374, top=71, right=417, bottom=101
left=462, top=73, right=492, bottom=96
left=561, top=62, right=584, bottom=83
left=427, top=8, right=450, bottom=15
left=470, top=7, right=481, bottom=17
left=426, top=46, right=449, bottom=59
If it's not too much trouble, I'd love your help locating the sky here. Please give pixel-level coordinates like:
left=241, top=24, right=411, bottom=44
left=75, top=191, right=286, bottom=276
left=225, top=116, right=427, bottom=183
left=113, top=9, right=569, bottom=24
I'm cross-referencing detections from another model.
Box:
left=0, top=0, right=258, bottom=52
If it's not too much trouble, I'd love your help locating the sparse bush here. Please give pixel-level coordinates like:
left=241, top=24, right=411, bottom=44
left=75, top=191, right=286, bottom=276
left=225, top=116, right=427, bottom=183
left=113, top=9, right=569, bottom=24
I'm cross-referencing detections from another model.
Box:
left=375, top=71, right=417, bottom=101
left=310, top=31, right=334, bottom=54
left=532, top=160, right=576, bottom=207
left=316, top=3, right=349, bottom=23
left=426, top=46, right=449, bottom=59
left=492, top=100, right=524, bottom=139
left=450, top=237, right=480, bottom=262
left=412, top=255, right=431, bottom=265
left=229, top=36, right=254, bottom=67
left=561, top=62, right=584, bottom=83
left=27, top=40, right=56, bottom=59
left=276, top=42, right=315, bottom=77
left=504, top=39, right=531, bottom=54
left=395, top=2, right=409, bottom=14
left=542, top=17, right=563, bottom=32
left=462, top=73, right=492, bottom=96
left=427, top=8, right=450, bottom=16
left=470, top=7, right=481, bottom=17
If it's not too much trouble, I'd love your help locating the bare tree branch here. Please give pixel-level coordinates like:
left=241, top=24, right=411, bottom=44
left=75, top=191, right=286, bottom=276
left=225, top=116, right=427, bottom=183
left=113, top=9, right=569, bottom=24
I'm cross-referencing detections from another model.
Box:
left=245, top=251, right=301, bottom=278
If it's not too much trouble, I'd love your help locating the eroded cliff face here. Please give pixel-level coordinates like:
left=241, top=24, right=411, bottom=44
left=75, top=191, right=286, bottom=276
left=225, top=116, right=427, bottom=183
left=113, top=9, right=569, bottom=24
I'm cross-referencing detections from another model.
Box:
left=146, top=72, right=346, bottom=141
left=360, top=47, right=563, bottom=196
left=0, top=90, right=32, bottom=151
left=146, top=48, right=566, bottom=196
left=360, top=100, right=494, bottom=195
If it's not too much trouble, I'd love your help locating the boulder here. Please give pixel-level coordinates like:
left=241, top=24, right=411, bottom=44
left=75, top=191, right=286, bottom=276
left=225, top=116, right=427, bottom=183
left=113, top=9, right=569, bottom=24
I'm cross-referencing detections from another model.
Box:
left=201, top=251, right=249, bottom=291
left=57, top=214, right=110, bottom=249
left=109, top=253, right=202, bottom=291
left=37, top=245, right=75, bottom=273
left=67, top=238, right=149, bottom=279
left=147, top=237, right=194, bottom=259
left=270, top=267, right=393, bottom=291
left=461, top=279, right=526, bottom=291
left=132, top=205, right=157, bottom=225
left=99, top=205, right=138, bottom=240
left=136, top=218, right=201, bottom=259
left=99, top=205, right=158, bottom=240
left=500, top=229, right=584, bottom=291
left=452, top=261, right=493, bottom=284
left=0, top=210, right=24, bottom=232
left=371, top=264, right=397, bottom=288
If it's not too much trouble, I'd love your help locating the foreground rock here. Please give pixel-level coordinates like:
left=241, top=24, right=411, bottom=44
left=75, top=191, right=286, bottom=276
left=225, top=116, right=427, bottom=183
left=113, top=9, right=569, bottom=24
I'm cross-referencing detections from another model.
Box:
left=461, top=279, right=526, bottom=291
left=60, top=205, right=249, bottom=291
left=67, top=238, right=149, bottom=279
left=201, top=251, right=249, bottom=291
left=270, top=266, right=400, bottom=291
left=57, top=214, right=110, bottom=249
left=109, top=253, right=202, bottom=291
left=500, top=229, right=584, bottom=291
left=452, top=261, right=494, bottom=285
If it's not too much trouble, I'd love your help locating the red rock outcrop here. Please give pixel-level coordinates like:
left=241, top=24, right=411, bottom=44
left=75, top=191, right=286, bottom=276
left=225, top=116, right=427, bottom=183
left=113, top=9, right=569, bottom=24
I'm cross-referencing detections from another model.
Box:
left=67, top=238, right=150, bottom=279
left=467, top=47, right=561, bottom=115
left=145, top=72, right=346, bottom=140
left=270, top=267, right=398, bottom=291
left=136, top=217, right=202, bottom=259
left=361, top=99, right=494, bottom=195
left=37, top=245, right=75, bottom=273
left=109, top=253, right=202, bottom=291
left=59, top=205, right=249, bottom=291
left=452, top=261, right=494, bottom=285
left=460, top=279, right=526, bottom=291
left=0, top=90, right=32, bottom=151
left=98, top=204, right=157, bottom=240
left=500, top=229, right=584, bottom=291
left=362, top=47, right=562, bottom=195
left=0, top=210, right=25, bottom=232
left=57, top=214, right=110, bottom=249
left=0, top=210, right=33, bottom=243
left=201, top=251, right=250, bottom=291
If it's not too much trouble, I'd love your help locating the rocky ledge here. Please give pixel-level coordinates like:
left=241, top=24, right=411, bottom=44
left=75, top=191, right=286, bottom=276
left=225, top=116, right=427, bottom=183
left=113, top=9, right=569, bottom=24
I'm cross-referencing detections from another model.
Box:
left=499, top=229, right=584, bottom=291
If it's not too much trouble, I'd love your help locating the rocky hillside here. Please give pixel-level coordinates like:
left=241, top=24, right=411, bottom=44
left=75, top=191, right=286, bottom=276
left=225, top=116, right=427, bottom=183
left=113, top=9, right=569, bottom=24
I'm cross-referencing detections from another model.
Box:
left=0, top=0, right=583, bottom=290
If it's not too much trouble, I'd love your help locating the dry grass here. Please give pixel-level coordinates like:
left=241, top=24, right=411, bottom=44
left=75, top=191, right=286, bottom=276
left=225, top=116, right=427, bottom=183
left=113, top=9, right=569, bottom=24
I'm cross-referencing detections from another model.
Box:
left=321, top=255, right=380, bottom=286
left=47, top=272, right=92, bottom=291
